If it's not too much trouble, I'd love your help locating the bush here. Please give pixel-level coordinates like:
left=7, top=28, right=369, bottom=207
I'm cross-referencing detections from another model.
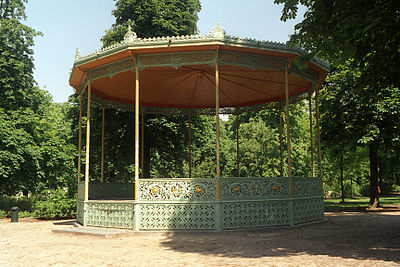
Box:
left=0, top=196, right=34, bottom=212
left=33, top=189, right=76, bottom=219
left=0, top=210, right=7, bottom=219
left=391, top=184, right=400, bottom=192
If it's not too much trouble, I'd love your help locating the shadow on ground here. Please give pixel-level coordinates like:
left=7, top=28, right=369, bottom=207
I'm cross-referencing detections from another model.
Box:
left=53, top=220, right=76, bottom=226
left=160, top=212, right=400, bottom=263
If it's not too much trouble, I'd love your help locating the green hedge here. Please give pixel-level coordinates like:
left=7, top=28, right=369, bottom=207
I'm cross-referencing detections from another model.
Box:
left=0, top=189, right=76, bottom=220
left=32, top=189, right=76, bottom=219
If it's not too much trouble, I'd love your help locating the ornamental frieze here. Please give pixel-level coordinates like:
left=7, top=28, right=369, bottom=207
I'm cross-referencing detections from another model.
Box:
left=219, top=51, right=287, bottom=71
left=289, top=63, right=320, bottom=83
left=138, top=51, right=216, bottom=70
left=89, top=58, right=134, bottom=81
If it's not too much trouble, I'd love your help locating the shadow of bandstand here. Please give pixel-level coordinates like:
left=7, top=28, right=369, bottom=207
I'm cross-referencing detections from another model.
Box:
left=160, top=212, right=400, bottom=263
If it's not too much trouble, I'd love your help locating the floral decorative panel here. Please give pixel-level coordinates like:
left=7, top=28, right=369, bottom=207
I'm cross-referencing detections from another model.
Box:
left=221, top=177, right=290, bottom=200
left=139, top=179, right=217, bottom=201
left=292, top=177, right=322, bottom=198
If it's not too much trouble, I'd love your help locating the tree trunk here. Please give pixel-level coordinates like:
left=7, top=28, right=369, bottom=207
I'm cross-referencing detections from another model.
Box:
left=340, top=152, right=345, bottom=203
left=369, top=141, right=380, bottom=208
left=350, top=176, right=353, bottom=198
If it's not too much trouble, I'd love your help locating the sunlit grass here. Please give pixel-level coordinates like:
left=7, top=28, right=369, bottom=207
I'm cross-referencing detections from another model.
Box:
left=324, top=196, right=400, bottom=209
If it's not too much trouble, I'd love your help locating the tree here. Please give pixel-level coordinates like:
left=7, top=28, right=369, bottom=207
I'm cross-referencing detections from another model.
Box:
left=102, top=0, right=201, bottom=46
left=275, top=0, right=400, bottom=208
left=274, top=0, right=400, bottom=89
left=0, top=0, right=75, bottom=195
left=320, top=64, right=400, bottom=207
left=0, top=0, right=43, bottom=112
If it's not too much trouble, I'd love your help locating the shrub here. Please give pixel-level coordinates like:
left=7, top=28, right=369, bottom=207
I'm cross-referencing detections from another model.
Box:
left=391, top=184, right=400, bottom=192
left=0, top=196, right=34, bottom=212
left=0, top=210, right=7, bottom=219
left=33, top=189, right=76, bottom=219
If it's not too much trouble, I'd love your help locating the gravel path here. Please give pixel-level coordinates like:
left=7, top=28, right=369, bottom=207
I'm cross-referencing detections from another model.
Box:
left=1, top=212, right=399, bottom=266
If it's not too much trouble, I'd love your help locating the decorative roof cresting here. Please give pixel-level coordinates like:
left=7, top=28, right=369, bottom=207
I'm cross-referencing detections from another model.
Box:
left=75, top=47, right=81, bottom=60
left=209, top=21, right=226, bottom=39
left=124, top=25, right=137, bottom=43
left=72, top=21, right=329, bottom=71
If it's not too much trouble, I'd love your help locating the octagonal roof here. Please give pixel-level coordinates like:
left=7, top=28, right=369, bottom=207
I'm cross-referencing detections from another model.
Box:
left=69, top=22, right=329, bottom=114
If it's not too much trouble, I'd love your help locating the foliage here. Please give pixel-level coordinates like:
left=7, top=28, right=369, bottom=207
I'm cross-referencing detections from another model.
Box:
left=102, top=0, right=201, bottom=46
left=0, top=0, right=44, bottom=113
left=0, top=104, right=76, bottom=195
left=0, top=210, right=6, bottom=219
left=0, top=191, right=76, bottom=219
left=0, top=0, right=76, bottom=196
left=274, top=0, right=400, bottom=90
left=0, top=195, right=33, bottom=212
left=275, top=0, right=400, bottom=207
left=0, top=194, right=34, bottom=218
left=32, top=189, right=76, bottom=219
left=319, top=64, right=400, bottom=206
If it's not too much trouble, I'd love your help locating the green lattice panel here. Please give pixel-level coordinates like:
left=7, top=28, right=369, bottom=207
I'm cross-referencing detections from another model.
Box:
left=85, top=202, right=134, bottom=229
left=292, top=177, right=322, bottom=198
left=294, top=197, right=324, bottom=224
left=89, top=182, right=134, bottom=199
left=222, top=200, right=290, bottom=229
left=77, top=182, right=84, bottom=201
left=139, top=179, right=217, bottom=201
left=77, top=201, right=84, bottom=225
left=221, top=177, right=290, bottom=200
left=139, top=203, right=216, bottom=230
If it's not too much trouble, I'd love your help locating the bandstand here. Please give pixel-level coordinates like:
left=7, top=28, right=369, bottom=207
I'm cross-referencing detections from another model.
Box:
left=69, top=22, right=329, bottom=230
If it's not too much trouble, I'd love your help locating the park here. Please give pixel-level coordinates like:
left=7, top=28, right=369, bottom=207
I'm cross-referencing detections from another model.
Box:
left=1, top=0, right=400, bottom=266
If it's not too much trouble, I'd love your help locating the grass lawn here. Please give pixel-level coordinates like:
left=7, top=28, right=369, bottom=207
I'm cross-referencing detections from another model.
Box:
left=324, top=195, right=400, bottom=211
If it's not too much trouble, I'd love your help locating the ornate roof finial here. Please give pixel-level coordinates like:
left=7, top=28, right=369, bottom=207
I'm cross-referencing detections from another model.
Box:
left=124, top=25, right=137, bottom=43
left=75, top=47, right=81, bottom=60
left=210, top=21, right=226, bottom=39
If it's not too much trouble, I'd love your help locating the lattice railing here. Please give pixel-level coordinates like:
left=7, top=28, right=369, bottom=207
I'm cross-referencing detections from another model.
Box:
left=78, top=177, right=324, bottom=229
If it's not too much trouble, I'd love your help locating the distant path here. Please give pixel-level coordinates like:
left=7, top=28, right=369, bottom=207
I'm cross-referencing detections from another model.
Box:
left=0, top=212, right=399, bottom=266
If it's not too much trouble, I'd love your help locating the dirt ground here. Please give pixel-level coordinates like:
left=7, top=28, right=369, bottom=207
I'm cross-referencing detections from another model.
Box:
left=1, top=212, right=400, bottom=267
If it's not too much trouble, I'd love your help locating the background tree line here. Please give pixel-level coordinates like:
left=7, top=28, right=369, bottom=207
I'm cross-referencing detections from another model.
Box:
left=1, top=0, right=399, bottom=218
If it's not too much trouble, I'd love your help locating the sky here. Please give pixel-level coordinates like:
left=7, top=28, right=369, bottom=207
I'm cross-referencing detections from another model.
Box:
left=25, top=0, right=305, bottom=103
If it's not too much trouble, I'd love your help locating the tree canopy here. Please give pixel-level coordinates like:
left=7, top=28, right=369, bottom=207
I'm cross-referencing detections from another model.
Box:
left=102, top=0, right=201, bottom=46
left=274, top=0, right=400, bottom=89
left=274, top=0, right=400, bottom=207
left=0, top=0, right=75, bottom=196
